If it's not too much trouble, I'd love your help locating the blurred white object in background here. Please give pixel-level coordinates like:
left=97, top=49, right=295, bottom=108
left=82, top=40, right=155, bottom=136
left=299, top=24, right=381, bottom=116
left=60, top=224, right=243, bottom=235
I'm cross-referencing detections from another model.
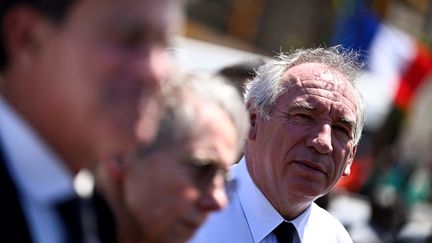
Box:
left=170, top=36, right=265, bottom=73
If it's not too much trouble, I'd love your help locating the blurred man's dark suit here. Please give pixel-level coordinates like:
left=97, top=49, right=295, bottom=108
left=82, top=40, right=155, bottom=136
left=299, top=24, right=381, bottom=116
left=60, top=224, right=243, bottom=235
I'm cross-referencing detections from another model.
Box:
left=0, top=144, right=116, bottom=243
left=0, top=147, right=32, bottom=243
left=0, top=93, right=117, bottom=243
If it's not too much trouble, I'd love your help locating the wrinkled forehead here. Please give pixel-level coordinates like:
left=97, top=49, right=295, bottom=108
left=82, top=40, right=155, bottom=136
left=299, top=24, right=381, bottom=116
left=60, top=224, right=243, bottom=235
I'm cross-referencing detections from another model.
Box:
left=283, top=63, right=348, bottom=87
left=281, top=63, right=359, bottom=114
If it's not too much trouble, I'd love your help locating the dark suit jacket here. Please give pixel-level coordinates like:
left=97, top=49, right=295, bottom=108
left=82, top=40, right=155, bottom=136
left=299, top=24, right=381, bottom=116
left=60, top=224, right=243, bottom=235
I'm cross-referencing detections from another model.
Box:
left=0, top=146, right=33, bottom=243
left=0, top=146, right=117, bottom=243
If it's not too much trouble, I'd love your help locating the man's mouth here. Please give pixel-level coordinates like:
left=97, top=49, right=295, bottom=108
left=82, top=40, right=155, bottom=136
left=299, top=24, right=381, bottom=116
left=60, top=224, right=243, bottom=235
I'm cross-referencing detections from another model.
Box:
left=294, top=160, right=326, bottom=174
left=179, top=218, right=202, bottom=231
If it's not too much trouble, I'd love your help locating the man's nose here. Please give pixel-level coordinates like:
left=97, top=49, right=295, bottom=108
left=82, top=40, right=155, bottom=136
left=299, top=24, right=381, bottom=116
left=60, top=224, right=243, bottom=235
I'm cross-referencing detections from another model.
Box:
left=306, top=124, right=333, bottom=154
left=198, top=176, right=228, bottom=212
left=131, top=45, right=170, bottom=91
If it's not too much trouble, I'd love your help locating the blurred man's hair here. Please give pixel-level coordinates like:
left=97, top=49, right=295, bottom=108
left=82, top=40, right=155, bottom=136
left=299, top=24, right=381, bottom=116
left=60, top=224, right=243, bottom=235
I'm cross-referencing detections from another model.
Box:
left=0, top=0, right=75, bottom=70
left=136, top=70, right=250, bottom=159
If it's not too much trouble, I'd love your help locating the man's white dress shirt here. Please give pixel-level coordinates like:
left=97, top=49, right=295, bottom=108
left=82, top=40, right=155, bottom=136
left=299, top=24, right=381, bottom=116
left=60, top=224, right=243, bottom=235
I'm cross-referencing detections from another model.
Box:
left=189, top=157, right=353, bottom=243
left=0, top=96, right=76, bottom=243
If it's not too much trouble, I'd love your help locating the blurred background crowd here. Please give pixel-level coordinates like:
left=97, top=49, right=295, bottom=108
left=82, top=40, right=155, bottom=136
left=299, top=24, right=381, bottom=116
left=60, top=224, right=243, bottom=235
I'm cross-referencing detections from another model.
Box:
left=174, top=0, right=432, bottom=242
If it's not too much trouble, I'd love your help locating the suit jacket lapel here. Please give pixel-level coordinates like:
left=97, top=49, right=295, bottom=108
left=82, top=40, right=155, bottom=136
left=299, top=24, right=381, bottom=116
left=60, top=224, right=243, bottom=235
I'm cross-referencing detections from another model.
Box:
left=0, top=145, right=33, bottom=243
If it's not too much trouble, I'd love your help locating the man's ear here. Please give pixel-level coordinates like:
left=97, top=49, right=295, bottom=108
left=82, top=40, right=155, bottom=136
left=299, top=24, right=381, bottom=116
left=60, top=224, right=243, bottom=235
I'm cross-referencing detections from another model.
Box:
left=343, top=146, right=357, bottom=176
left=246, top=101, right=258, bottom=141
left=3, top=6, right=47, bottom=67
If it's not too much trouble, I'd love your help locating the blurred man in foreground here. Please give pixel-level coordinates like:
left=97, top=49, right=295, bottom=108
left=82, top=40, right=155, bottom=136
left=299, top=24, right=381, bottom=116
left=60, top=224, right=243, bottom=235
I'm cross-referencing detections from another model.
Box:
left=191, top=46, right=366, bottom=243
left=0, top=0, right=181, bottom=242
left=98, top=70, right=250, bottom=243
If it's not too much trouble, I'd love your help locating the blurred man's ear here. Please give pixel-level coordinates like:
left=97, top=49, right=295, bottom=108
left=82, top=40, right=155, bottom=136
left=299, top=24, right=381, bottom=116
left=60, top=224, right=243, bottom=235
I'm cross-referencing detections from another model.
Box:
left=246, top=101, right=257, bottom=140
left=343, top=146, right=357, bottom=176
left=3, top=6, right=47, bottom=68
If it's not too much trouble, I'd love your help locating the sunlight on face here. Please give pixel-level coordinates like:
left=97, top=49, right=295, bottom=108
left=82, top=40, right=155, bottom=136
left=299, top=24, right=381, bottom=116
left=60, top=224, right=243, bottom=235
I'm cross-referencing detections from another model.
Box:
left=248, top=63, right=358, bottom=218
left=124, top=103, right=238, bottom=243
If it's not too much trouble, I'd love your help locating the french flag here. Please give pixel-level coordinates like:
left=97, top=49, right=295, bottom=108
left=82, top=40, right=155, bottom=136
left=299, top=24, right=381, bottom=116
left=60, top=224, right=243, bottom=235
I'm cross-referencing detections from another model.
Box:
left=332, top=0, right=432, bottom=132
left=332, top=0, right=432, bottom=192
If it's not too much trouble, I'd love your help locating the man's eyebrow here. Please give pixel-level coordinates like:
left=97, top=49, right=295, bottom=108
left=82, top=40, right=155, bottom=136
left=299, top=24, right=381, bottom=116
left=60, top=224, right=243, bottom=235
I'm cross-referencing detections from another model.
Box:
left=338, top=117, right=356, bottom=132
left=186, top=157, right=215, bottom=167
left=288, top=102, right=315, bottom=112
left=186, top=158, right=229, bottom=173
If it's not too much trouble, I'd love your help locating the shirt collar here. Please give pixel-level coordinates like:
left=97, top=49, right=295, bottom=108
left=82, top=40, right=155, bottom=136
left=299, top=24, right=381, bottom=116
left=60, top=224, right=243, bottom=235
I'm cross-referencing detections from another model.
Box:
left=0, top=96, right=75, bottom=204
left=291, top=202, right=312, bottom=243
left=234, top=157, right=284, bottom=242
left=234, top=157, right=312, bottom=243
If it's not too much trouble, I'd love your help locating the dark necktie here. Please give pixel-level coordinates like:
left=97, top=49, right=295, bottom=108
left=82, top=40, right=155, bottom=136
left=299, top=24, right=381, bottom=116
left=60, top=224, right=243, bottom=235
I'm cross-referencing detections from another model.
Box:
left=55, top=197, right=84, bottom=243
left=273, top=221, right=297, bottom=243
left=91, top=191, right=117, bottom=243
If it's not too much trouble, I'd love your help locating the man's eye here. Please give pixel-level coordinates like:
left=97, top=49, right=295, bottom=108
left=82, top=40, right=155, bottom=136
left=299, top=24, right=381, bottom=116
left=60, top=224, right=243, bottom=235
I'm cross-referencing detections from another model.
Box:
left=111, top=31, right=143, bottom=48
left=333, top=125, right=352, bottom=138
left=185, top=159, right=230, bottom=188
left=290, top=113, right=313, bottom=121
left=298, top=113, right=311, bottom=118
left=196, top=165, right=215, bottom=179
left=185, top=160, right=214, bottom=178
